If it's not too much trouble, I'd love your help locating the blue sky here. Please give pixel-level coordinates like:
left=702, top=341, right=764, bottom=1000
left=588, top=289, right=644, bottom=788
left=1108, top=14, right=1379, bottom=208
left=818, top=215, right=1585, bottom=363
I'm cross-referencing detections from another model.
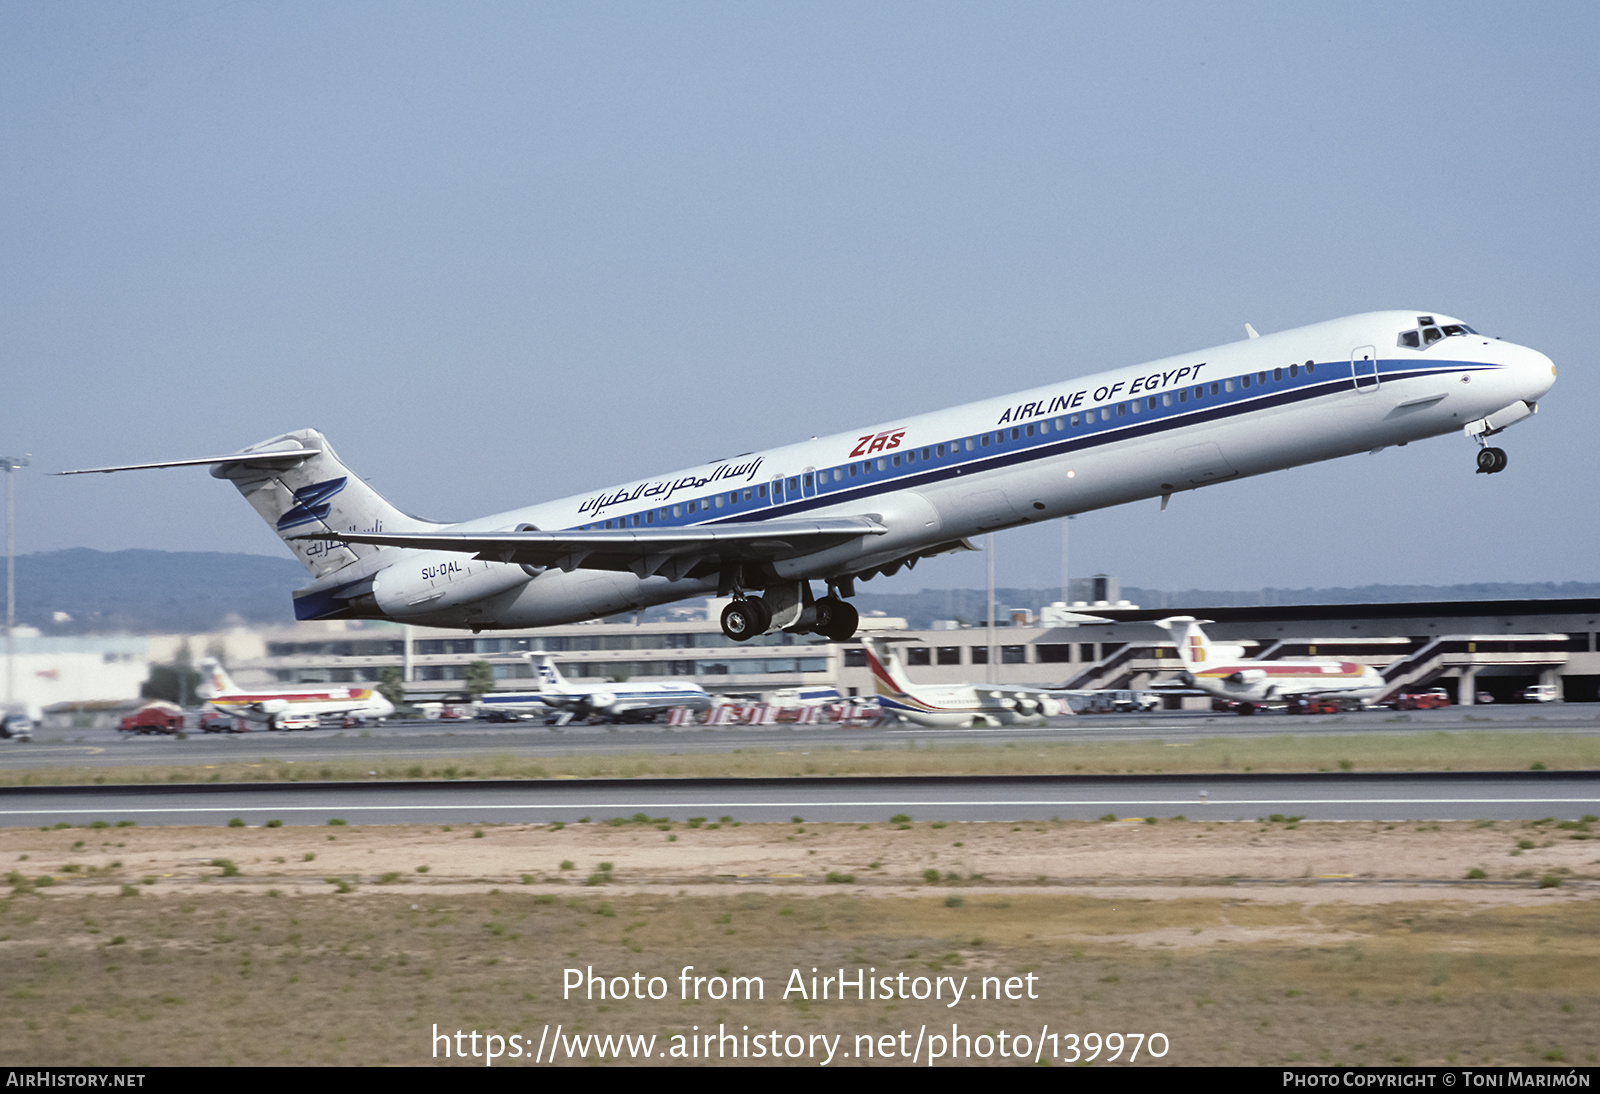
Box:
left=3, top=2, right=1596, bottom=597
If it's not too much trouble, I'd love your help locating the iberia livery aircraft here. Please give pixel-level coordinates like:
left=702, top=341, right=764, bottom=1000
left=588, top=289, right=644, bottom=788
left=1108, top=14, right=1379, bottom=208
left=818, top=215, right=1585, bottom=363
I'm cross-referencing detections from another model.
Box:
left=198, top=659, right=395, bottom=728
left=65, top=312, right=1553, bottom=643
left=865, top=638, right=1065, bottom=727
left=1152, top=617, right=1385, bottom=714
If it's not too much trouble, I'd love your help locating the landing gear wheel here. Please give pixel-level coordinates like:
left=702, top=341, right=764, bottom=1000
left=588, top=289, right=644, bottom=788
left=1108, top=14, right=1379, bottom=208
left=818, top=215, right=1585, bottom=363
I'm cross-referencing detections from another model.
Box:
left=1234, top=702, right=1256, bottom=716
left=1475, top=446, right=1507, bottom=474
left=720, top=596, right=771, bottom=642
left=813, top=596, right=860, bottom=641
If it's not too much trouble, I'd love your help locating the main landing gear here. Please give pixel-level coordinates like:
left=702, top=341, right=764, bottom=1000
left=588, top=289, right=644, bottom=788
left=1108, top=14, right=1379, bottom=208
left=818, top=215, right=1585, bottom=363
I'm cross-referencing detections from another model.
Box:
left=720, top=597, right=771, bottom=642
left=1475, top=446, right=1508, bottom=475
left=812, top=595, right=859, bottom=642
left=718, top=584, right=861, bottom=643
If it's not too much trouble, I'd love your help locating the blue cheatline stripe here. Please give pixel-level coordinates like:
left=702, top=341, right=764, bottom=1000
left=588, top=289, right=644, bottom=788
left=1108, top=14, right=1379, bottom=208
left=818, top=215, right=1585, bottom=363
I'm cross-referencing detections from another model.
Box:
left=607, top=359, right=1490, bottom=530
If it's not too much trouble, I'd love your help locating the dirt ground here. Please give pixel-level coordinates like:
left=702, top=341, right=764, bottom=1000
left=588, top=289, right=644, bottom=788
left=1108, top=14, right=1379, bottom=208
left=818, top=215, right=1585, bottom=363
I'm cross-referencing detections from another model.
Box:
left=2, top=817, right=1597, bottom=1066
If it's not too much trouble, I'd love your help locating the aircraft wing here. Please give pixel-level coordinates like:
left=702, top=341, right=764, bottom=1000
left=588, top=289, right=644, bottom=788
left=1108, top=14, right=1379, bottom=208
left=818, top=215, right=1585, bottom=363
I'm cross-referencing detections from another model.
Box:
left=979, top=686, right=1072, bottom=714
left=293, top=517, right=889, bottom=581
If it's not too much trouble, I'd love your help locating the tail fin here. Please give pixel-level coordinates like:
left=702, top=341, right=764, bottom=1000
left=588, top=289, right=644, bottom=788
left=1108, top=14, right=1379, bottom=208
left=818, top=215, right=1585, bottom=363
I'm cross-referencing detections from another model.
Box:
left=197, top=659, right=238, bottom=698
left=1153, top=616, right=1244, bottom=666
left=532, top=655, right=569, bottom=691
left=863, top=639, right=916, bottom=700
left=208, top=429, right=441, bottom=578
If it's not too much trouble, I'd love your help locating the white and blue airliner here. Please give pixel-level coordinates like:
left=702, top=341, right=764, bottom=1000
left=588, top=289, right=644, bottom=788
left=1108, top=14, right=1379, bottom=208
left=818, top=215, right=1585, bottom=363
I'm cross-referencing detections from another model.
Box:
left=66, top=312, right=1554, bottom=643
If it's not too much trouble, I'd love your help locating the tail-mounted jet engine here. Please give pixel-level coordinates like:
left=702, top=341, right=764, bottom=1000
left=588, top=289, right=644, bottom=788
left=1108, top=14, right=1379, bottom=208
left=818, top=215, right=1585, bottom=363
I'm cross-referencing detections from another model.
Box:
left=371, top=552, right=535, bottom=620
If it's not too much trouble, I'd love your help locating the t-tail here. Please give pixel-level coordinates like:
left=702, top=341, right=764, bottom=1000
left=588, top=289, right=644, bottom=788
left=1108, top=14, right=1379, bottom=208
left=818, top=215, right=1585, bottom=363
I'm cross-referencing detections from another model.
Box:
left=531, top=655, right=570, bottom=691
left=208, top=429, right=441, bottom=579
left=61, top=428, right=441, bottom=580
left=1152, top=616, right=1246, bottom=666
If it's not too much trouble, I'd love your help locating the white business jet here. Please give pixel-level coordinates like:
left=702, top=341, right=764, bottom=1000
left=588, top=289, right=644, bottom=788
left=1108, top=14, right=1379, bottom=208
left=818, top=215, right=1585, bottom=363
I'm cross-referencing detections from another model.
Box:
left=64, top=312, right=1553, bottom=643
left=1151, top=617, right=1386, bottom=714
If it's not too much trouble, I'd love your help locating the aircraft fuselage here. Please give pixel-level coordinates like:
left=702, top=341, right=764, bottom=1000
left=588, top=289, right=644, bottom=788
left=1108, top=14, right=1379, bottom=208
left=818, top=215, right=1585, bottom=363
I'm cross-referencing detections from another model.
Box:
left=319, top=310, right=1548, bottom=630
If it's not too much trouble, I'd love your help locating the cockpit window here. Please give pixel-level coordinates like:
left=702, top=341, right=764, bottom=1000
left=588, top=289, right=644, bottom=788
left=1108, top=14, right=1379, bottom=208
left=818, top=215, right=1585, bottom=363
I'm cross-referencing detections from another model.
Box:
left=1397, top=317, right=1477, bottom=349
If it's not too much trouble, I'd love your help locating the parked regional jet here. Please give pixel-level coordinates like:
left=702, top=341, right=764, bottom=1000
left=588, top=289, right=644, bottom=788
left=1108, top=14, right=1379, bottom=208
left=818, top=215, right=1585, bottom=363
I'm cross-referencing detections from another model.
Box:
left=197, top=659, right=394, bottom=728
left=1151, top=617, right=1385, bottom=713
left=864, top=638, right=1066, bottom=727
left=65, top=312, right=1554, bottom=643
left=495, top=654, right=712, bottom=721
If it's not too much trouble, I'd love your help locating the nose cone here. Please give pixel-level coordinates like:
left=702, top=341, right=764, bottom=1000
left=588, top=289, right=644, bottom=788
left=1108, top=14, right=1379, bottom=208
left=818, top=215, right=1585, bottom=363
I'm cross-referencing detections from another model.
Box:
left=1521, top=346, right=1557, bottom=403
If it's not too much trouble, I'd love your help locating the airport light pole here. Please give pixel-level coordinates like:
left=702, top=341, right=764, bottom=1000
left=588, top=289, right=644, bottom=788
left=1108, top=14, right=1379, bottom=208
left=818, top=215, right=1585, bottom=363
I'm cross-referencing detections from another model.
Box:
left=1060, top=516, right=1072, bottom=605
left=3, top=454, right=29, bottom=707
left=986, top=533, right=996, bottom=685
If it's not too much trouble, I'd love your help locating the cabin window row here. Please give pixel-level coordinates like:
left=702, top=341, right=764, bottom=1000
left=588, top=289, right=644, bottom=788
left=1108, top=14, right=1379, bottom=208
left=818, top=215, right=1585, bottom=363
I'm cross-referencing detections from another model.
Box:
left=578, top=360, right=1320, bottom=529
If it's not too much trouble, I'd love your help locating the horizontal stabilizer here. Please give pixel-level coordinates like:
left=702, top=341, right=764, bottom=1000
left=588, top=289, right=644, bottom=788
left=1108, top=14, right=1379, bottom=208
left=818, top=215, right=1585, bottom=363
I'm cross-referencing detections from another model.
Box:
left=61, top=429, right=441, bottom=579
left=57, top=448, right=321, bottom=475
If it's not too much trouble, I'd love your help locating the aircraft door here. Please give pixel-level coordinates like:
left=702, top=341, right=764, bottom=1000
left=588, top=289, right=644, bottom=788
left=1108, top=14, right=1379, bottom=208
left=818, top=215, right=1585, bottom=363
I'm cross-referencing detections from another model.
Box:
left=769, top=477, right=784, bottom=508
left=1350, top=346, right=1379, bottom=392
left=802, top=468, right=817, bottom=498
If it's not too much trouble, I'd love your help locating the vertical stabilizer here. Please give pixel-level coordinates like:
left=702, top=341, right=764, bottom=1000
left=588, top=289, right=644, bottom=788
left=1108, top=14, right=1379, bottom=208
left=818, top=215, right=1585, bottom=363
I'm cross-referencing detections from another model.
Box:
left=863, top=639, right=917, bottom=700
left=532, top=655, right=570, bottom=691
left=197, top=659, right=239, bottom=698
left=208, top=429, right=441, bottom=578
left=1153, top=616, right=1242, bottom=665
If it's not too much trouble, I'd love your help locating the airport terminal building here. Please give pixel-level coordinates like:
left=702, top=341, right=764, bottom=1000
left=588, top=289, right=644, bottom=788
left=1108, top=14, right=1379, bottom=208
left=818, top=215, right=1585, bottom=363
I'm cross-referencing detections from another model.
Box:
left=224, top=596, right=1600, bottom=708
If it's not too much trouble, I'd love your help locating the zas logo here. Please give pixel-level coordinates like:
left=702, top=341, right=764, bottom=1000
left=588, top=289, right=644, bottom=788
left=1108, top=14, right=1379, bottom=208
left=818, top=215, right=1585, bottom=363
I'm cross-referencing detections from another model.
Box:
left=848, top=429, right=906, bottom=458
left=276, top=477, right=348, bottom=530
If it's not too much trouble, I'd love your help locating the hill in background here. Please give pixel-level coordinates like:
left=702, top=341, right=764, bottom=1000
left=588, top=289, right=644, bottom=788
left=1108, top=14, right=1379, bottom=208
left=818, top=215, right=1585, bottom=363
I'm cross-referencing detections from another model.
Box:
left=12, top=549, right=307, bottom=634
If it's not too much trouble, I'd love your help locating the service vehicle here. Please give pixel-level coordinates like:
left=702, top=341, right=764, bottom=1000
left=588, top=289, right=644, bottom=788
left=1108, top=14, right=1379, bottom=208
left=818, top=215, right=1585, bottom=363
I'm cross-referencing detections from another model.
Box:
left=119, top=705, right=185, bottom=735
left=1385, top=688, right=1451, bottom=711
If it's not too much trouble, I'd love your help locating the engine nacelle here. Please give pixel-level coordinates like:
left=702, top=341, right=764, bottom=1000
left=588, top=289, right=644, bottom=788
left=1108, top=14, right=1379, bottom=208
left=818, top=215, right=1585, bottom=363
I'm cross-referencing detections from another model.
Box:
left=1039, top=697, right=1062, bottom=717
left=255, top=699, right=289, bottom=715
left=372, top=552, right=534, bottom=620
left=1228, top=669, right=1267, bottom=686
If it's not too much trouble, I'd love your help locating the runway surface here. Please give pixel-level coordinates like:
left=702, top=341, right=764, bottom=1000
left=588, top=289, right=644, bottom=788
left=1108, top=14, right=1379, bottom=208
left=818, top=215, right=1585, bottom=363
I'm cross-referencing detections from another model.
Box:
left=1, top=772, right=1595, bottom=827
left=5, top=704, right=1599, bottom=771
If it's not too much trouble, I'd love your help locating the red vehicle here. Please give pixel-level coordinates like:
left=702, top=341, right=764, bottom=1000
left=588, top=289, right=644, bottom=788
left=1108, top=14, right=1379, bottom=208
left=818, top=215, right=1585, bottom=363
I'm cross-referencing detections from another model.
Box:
left=1385, top=688, right=1451, bottom=711
left=1285, top=696, right=1366, bottom=715
left=119, top=705, right=185, bottom=735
